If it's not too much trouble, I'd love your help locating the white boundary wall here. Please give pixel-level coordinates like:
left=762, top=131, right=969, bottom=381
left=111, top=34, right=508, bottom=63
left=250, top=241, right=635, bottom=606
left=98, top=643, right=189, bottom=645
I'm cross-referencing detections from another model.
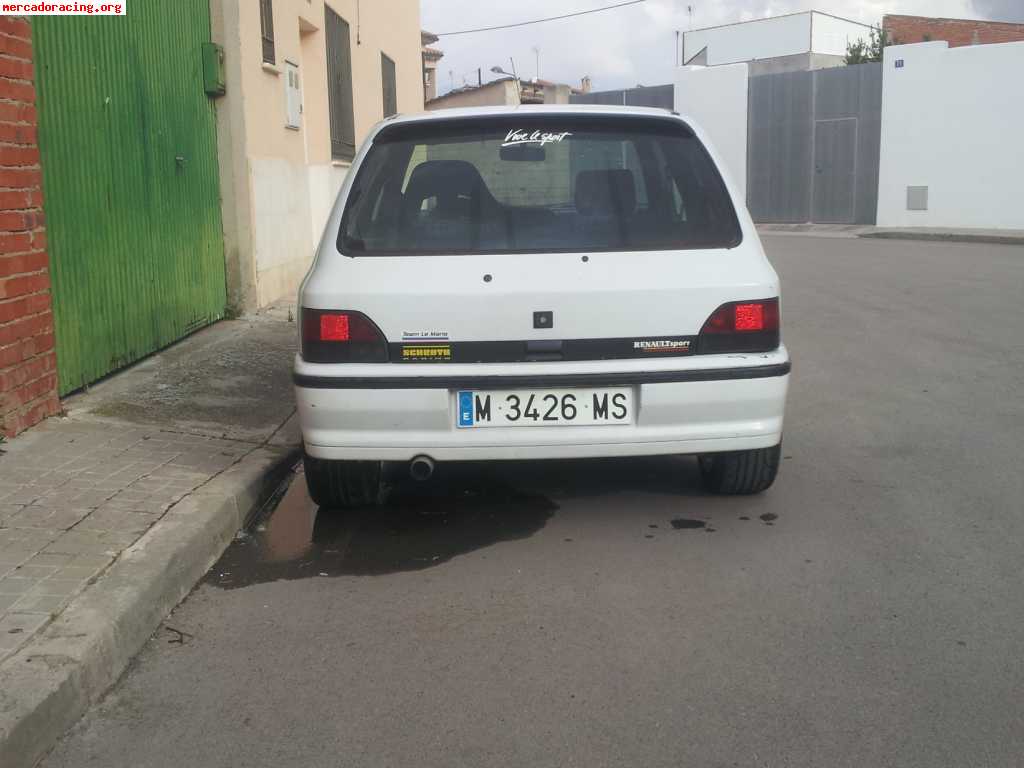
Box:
left=674, top=63, right=749, bottom=200
left=683, top=12, right=871, bottom=66
left=876, top=40, right=1024, bottom=229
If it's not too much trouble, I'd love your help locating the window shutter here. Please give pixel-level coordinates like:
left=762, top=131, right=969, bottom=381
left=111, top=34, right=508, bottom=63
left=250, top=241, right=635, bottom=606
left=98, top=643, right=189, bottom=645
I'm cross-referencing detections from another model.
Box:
left=285, top=61, right=301, bottom=129
left=325, top=8, right=356, bottom=161
left=381, top=53, right=397, bottom=118
left=259, top=0, right=275, bottom=64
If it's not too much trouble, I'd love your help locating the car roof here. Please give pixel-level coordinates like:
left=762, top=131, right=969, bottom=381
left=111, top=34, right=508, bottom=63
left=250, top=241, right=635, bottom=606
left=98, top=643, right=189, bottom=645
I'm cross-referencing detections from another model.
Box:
left=383, top=104, right=681, bottom=127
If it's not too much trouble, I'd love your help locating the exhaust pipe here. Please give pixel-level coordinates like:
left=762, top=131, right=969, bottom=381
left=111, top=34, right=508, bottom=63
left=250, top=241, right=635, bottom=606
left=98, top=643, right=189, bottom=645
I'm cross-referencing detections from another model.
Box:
left=409, top=455, right=435, bottom=481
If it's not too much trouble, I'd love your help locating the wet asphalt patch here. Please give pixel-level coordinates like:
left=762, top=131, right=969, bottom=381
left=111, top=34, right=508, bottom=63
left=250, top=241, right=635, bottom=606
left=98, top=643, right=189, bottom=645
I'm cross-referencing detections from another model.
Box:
left=205, top=455, right=764, bottom=589
left=207, top=463, right=559, bottom=587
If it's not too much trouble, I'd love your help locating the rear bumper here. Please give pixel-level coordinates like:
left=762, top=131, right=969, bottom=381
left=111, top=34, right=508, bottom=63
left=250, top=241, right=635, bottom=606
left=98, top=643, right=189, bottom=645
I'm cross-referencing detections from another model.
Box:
left=295, top=350, right=789, bottom=461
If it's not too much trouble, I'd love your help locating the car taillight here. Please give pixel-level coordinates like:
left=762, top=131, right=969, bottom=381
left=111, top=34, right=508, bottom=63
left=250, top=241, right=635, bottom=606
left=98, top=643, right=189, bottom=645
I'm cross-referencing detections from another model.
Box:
left=699, top=298, right=780, bottom=353
left=301, top=309, right=389, bottom=363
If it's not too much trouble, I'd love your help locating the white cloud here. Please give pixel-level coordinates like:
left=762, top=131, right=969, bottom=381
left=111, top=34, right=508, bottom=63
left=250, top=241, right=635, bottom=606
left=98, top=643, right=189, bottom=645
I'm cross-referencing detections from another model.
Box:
left=421, top=0, right=986, bottom=94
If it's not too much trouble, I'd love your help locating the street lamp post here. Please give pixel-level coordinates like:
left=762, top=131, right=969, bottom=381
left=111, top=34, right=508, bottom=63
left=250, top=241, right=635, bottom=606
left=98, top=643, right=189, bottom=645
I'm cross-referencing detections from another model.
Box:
left=490, top=59, right=521, bottom=102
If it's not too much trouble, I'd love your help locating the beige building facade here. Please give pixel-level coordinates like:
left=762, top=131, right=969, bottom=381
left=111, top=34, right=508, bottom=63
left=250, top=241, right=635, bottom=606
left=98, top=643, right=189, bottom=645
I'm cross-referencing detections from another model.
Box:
left=210, top=0, right=423, bottom=310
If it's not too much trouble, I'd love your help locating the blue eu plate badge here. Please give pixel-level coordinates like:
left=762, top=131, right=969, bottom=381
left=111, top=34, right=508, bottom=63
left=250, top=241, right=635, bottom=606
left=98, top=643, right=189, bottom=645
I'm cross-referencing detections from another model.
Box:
left=457, top=391, right=474, bottom=427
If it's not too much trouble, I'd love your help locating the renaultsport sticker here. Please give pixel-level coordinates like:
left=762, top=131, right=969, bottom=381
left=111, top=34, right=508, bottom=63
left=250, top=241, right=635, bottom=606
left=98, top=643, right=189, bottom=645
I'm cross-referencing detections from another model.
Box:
left=633, top=340, right=692, bottom=353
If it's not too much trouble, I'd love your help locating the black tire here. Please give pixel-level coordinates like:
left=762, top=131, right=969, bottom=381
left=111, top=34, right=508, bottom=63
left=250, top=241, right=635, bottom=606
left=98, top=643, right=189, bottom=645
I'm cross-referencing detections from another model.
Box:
left=698, top=444, right=781, bottom=495
left=303, top=454, right=383, bottom=508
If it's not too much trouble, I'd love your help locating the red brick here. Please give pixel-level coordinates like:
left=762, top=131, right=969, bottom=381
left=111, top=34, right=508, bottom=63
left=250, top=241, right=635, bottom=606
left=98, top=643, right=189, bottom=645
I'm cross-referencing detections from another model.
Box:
left=0, top=311, right=53, bottom=345
left=0, top=352, right=52, bottom=390
left=0, top=23, right=55, bottom=439
left=0, top=33, right=32, bottom=61
left=0, top=55, right=33, bottom=81
left=0, top=189, right=32, bottom=208
left=0, top=211, right=29, bottom=231
left=0, top=296, right=26, bottom=322
left=0, top=339, right=22, bottom=366
left=0, top=231, right=32, bottom=253
left=0, top=249, right=48, bottom=276
left=0, top=314, right=33, bottom=345
left=0, top=17, right=30, bottom=40
left=2, top=394, right=60, bottom=437
left=883, top=14, right=1024, bottom=47
left=0, top=122, right=36, bottom=146
left=0, top=101, right=34, bottom=123
left=0, top=77, right=35, bottom=104
left=24, top=288, right=50, bottom=313
left=31, top=330, right=52, bottom=353
left=0, top=167, right=41, bottom=189
left=10, top=371, right=57, bottom=405
left=0, top=145, right=38, bottom=166
left=0, top=270, right=47, bottom=299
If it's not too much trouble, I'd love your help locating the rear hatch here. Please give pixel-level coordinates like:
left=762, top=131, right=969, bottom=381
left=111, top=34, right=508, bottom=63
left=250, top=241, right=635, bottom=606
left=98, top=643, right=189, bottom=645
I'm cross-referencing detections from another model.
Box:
left=302, top=112, right=778, bottom=363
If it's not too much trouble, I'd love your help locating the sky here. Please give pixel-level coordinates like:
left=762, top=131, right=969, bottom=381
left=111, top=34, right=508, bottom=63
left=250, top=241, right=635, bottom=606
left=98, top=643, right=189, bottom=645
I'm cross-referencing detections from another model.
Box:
left=421, top=0, right=1024, bottom=94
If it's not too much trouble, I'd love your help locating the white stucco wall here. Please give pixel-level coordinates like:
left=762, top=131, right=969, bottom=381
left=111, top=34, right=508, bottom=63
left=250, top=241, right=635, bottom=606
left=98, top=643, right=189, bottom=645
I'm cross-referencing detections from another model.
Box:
left=674, top=63, right=748, bottom=200
left=810, top=12, right=873, bottom=56
left=684, top=13, right=810, bottom=66
left=683, top=12, right=871, bottom=67
left=876, top=40, right=1024, bottom=229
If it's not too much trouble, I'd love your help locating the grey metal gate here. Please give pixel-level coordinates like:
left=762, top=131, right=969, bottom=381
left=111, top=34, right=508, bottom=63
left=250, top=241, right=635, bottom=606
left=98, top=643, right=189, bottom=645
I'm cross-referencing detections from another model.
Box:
left=812, top=118, right=858, bottom=222
left=747, top=62, right=881, bottom=224
left=571, top=84, right=674, bottom=109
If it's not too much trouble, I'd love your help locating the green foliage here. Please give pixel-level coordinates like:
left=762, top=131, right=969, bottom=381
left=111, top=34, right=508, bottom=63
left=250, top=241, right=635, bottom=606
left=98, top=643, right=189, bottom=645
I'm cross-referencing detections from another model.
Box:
left=844, top=27, right=898, bottom=65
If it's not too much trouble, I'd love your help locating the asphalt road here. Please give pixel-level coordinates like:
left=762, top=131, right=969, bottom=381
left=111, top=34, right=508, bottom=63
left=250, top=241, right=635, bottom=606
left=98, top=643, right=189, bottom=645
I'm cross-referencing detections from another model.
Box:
left=41, top=236, right=1024, bottom=768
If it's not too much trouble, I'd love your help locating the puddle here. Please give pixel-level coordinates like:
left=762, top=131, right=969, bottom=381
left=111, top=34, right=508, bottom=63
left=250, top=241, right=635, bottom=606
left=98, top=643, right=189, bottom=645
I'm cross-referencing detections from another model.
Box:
left=207, top=463, right=558, bottom=587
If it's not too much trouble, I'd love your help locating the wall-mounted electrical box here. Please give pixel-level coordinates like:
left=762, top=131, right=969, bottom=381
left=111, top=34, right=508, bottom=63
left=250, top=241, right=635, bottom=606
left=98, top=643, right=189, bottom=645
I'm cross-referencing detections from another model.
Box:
left=202, top=42, right=226, bottom=97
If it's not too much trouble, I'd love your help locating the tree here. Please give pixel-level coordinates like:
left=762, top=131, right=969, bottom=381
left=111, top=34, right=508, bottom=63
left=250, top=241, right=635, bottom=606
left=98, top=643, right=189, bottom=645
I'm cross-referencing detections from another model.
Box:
left=844, top=27, right=898, bottom=65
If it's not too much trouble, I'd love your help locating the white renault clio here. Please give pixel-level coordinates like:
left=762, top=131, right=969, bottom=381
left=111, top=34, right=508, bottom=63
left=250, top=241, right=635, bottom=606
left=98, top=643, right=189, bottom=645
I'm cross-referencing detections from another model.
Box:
left=295, top=105, right=789, bottom=506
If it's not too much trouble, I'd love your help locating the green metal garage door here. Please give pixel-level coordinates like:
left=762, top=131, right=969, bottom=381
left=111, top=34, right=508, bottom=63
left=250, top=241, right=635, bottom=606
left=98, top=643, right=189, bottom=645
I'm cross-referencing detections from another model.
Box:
left=33, top=2, right=226, bottom=395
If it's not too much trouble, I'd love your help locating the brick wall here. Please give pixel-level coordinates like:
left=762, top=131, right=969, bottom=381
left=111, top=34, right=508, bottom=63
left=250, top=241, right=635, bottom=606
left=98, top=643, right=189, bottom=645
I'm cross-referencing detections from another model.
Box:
left=0, top=16, right=58, bottom=438
left=883, top=14, right=1024, bottom=47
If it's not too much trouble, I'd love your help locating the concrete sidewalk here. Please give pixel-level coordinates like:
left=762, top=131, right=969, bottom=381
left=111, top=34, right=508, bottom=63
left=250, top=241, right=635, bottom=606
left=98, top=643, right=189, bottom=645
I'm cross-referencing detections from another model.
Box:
left=0, top=306, right=300, bottom=768
left=757, top=222, right=1024, bottom=245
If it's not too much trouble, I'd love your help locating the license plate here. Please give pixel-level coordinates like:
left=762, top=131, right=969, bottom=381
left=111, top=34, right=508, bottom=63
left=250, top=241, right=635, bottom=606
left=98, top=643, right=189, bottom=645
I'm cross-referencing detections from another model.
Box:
left=456, top=388, right=633, bottom=428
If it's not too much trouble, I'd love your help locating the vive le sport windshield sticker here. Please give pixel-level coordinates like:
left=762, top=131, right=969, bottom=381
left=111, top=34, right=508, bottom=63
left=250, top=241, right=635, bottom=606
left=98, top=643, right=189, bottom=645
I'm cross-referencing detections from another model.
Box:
left=501, top=129, right=572, bottom=148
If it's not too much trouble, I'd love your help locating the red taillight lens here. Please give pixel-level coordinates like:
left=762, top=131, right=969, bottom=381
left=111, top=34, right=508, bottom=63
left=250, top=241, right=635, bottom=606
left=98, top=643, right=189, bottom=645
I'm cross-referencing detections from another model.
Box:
left=698, top=298, right=780, bottom=353
left=701, top=298, right=779, bottom=334
left=320, top=313, right=350, bottom=341
left=734, top=303, right=764, bottom=331
left=301, top=309, right=389, bottom=362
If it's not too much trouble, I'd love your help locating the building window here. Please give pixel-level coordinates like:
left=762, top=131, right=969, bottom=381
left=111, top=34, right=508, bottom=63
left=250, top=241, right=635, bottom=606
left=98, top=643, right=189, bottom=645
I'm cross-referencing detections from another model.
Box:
left=325, top=7, right=355, bottom=161
left=381, top=53, right=397, bottom=118
left=259, top=0, right=275, bottom=64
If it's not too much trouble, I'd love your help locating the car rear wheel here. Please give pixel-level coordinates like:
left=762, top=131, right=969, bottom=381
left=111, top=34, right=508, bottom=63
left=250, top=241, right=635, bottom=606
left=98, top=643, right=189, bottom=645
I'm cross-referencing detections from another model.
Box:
left=303, top=454, right=383, bottom=509
left=698, top=444, right=781, bottom=495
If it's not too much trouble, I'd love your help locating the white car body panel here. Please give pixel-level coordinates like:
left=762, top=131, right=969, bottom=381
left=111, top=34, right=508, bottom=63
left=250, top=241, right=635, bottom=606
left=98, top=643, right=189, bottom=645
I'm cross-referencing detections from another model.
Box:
left=294, top=105, right=789, bottom=462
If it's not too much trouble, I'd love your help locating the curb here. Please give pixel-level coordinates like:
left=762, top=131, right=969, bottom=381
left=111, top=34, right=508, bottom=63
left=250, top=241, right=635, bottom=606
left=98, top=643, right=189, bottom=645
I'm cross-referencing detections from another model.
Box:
left=858, top=230, right=1024, bottom=246
left=0, top=444, right=299, bottom=768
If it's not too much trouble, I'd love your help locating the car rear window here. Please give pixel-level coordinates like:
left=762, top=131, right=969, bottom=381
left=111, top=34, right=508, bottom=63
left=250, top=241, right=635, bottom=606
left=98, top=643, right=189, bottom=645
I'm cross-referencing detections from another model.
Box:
left=338, top=114, right=742, bottom=255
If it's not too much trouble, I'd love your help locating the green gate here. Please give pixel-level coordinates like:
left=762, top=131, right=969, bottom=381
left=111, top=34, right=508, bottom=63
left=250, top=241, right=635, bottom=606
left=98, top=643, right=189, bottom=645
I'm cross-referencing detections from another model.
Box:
left=33, top=2, right=226, bottom=394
